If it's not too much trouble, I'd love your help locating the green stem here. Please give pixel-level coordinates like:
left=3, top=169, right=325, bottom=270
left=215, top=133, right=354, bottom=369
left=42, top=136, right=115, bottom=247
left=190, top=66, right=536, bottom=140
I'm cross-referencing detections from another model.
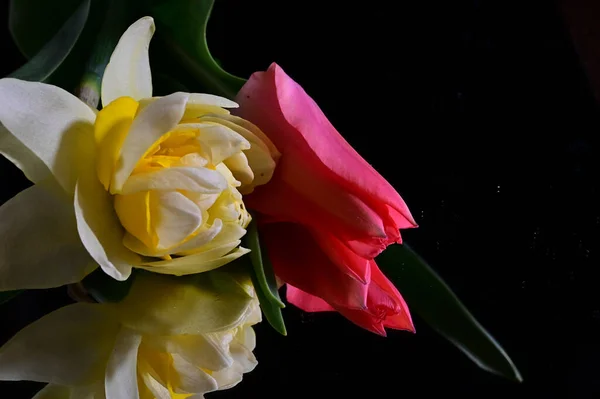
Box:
left=75, top=0, right=133, bottom=108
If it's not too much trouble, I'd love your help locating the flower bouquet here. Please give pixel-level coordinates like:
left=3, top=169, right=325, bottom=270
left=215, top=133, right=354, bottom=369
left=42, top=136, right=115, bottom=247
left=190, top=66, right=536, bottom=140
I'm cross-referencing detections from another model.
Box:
left=0, top=1, right=521, bottom=397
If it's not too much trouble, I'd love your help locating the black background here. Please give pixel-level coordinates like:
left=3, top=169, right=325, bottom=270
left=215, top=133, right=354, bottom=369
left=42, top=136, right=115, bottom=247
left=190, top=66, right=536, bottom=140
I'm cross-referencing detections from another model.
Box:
left=1, top=0, right=600, bottom=398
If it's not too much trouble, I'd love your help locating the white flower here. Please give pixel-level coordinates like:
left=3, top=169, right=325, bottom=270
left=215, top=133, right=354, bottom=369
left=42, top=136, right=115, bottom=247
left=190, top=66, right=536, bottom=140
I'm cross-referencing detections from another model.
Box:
left=0, top=269, right=261, bottom=398
left=0, top=17, right=280, bottom=290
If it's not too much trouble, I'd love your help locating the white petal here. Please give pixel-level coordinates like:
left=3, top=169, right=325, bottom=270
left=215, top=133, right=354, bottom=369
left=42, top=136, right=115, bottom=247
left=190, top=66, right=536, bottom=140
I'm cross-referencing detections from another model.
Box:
left=101, top=17, right=154, bottom=107
left=202, top=114, right=280, bottom=158
left=0, top=184, right=95, bottom=290
left=0, top=124, right=50, bottom=184
left=188, top=93, right=238, bottom=109
left=112, top=93, right=189, bottom=192
left=145, top=96, right=232, bottom=121
left=183, top=191, right=220, bottom=210
left=199, top=115, right=278, bottom=191
left=33, top=383, right=106, bottom=399
left=172, top=218, right=224, bottom=255
left=223, top=152, right=253, bottom=185
left=139, top=246, right=250, bottom=276
left=243, top=299, right=263, bottom=327
left=71, top=383, right=106, bottom=399
left=152, top=191, right=203, bottom=250
left=178, top=152, right=209, bottom=167
left=237, top=326, right=257, bottom=352
left=123, top=219, right=223, bottom=257
left=105, top=328, right=141, bottom=399
left=175, top=123, right=250, bottom=165
left=140, top=372, right=170, bottom=399
left=210, top=340, right=257, bottom=390
left=143, top=334, right=233, bottom=371
left=174, top=238, right=239, bottom=260
left=0, top=78, right=96, bottom=193
left=238, top=146, right=277, bottom=193
left=32, top=384, right=71, bottom=399
left=171, top=354, right=218, bottom=394
left=121, top=166, right=227, bottom=195
left=215, top=163, right=241, bottom=187
left=0, top=303, right=119, bottom=385
left=75, top=162, right=140, bottom=281
left=117, top=270, right=256, bottom=335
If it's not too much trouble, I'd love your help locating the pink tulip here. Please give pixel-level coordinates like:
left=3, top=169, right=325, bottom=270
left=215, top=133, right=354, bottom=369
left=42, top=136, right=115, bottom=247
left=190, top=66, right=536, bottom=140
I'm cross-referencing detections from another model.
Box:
left=235, top=63, right=417, bottom=335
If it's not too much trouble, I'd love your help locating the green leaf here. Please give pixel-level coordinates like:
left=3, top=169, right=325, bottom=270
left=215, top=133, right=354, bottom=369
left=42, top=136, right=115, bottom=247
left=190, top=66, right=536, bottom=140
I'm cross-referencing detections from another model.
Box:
left=377, top=243, right=522, bottom=382
left=149, top=0, right=247, bottom=99
left=245, top=220, right=285, bottom=308
left=81, top=267, right=136, bottom=303
left=241, top=219, right=287, bottom=336
left=0, top=290, right=23, bottom=306
left=251, top=270, right=287, bottom=336
left=8, top=0, right=90, bottom=82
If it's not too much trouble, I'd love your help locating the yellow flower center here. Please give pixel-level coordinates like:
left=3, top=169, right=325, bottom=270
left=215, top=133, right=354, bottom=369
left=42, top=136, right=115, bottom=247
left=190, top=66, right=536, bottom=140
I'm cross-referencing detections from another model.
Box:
left=93, top=96, right=276, bottom=262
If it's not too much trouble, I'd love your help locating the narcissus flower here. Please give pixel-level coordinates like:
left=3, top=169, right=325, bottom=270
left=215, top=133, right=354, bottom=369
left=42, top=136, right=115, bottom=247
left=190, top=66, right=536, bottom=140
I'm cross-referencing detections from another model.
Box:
left=236, top=64, right=416, bottom=335
left=0, top=17, right=279, bottom=290
left=0, top=269, right=261, bottom=398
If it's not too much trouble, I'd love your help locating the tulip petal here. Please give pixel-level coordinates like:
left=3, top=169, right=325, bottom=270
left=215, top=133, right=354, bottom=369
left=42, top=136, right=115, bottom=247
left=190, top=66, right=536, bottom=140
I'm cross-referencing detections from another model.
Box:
left=75, top=161, right=140, bottom=281
left=112, top=92, right=189, bottom=192
left=0, top=303, right=119, bottom=385
left=236, top=63, right=418, bottom=246
left=121, top=166, right=227, bottom=195
left=369, top=260, right=414, bottom=331
left=261, top=222, right=368, bottom=309
left=0, top=78, right=96, bottom=193
left=105, top=328, right=141, bottom=399
left=101, top=17, right=154, bottom=107
left=240, top=63, right=417, bottom=224
left=245, top=171, right=391, bottom=258
left=311, top=229, right=371, bottom=284
left=337, top=260, right=414, bottom=335
left=0, top=184, right=95, bottom=290
left=117, top=270, right=255, bottom=335
left=286, top=284, right=335, bottom=312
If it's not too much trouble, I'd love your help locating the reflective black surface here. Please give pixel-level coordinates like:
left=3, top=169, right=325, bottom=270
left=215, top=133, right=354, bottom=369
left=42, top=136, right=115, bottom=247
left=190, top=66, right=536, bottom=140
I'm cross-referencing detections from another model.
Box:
left=1, top=1, right=599, bottom=397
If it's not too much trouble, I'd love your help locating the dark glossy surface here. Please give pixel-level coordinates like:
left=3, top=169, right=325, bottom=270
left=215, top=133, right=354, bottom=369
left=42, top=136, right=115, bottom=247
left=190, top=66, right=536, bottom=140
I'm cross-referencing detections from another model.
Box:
left=1, top=1, right=599, bottom=397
